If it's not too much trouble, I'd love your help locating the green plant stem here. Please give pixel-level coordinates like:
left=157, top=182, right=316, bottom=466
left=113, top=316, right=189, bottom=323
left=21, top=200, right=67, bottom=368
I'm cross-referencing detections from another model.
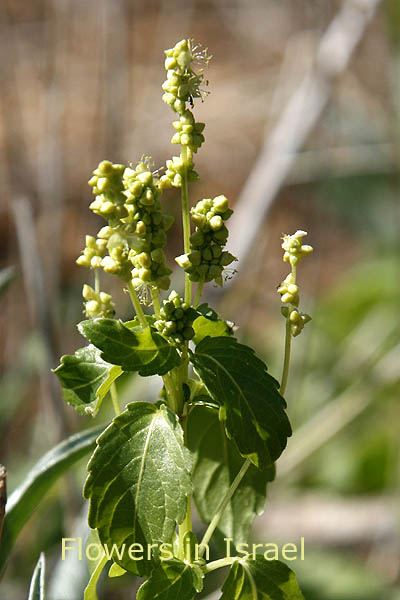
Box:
left=180, top=145, right=192, bottom=305
left=126, top=281, right=148, bottom=327
left=178, top=497, right=193, bottom=560
left=203, top=557, right=237, bottom=574
left=110, top=382, right=120, bottom=416
left=150, top=286, right=161, bottom=318
left=280, top=316, right=292, bottom=396
left=199, top=458, right=251, bottom=555
left=194, top=281, right=204, bottom=307
left=94, top=269, right=100, bottom=294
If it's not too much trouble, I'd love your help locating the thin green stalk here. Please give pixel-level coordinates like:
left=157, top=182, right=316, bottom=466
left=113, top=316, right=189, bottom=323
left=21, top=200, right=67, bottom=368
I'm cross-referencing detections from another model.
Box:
left=110, top=382, right=120, bottom=416
left=126, top=281, right=148, bottom=327
left=150, top=286, right=161, bottom=318
left=163, top=372, right=179, bottom=413
left=199, top=458, right=251, bottom=555
left=203, top=557, right=237, bottom=574
left=94, top=269, right=100, bottom=294
left=181, top=146, right=192, bottom=305
left=280, top=317, right=292, bottom=396
left=194, top=281, right=204, bottom=308
left=178, top=497, right=193, bottom=560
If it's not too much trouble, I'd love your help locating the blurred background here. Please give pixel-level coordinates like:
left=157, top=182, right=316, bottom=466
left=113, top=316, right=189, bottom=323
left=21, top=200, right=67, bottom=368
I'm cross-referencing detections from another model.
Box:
left=1, top=0, right=399, bottom=598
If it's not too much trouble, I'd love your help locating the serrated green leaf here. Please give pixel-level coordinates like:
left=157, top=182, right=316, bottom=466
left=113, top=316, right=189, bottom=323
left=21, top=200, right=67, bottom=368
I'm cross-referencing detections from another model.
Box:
left=78, top=319, right=180, bottom=376
left=28, top=553, right=45, bottom=600
left=193, top=303, right=233, bottom=345
left=53, top=345, right=122, bottom=416
left=187, top=406, right=275, bottom=544
left=136, top=558, right=197, bottom=600
left=190, top=337, right=291, bottom=469
left=84, top=402, right=192, bottom=576
left=0, top=426, right=104, bottom=576
left=221, top=557, right=304, bottom=600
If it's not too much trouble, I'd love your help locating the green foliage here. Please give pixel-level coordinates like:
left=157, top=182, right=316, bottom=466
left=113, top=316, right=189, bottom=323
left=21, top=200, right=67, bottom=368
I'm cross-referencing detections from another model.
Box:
left=83, top=402, right=192, bottom=575
left=137, top=558, right=202, bottom=599
left=53, top=345, right=122, bottom=415
left=28, top=553, right=46, bottom=600
left=221, top=557, right=304, bottom=600
left=190, top=337, right=291, bottom=468
left=13, top=37, right=310, bottom=600
left=187, top=405, right=275, bottom=543
left=0, top=426, right=103, bottom=574
left=78, top=318, right=180, bottom=375
left=84, top=554, right=108, bottom=600
left=192, top=303, right=233, bottom=344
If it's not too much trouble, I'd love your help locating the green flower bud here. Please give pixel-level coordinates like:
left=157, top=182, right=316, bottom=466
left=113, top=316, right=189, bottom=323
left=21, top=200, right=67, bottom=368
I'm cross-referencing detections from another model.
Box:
left=82, top=284, right=115, bottom=319
left=209, top=215, right=223, bottom=231
left=155, top=290, right=197, bottom=346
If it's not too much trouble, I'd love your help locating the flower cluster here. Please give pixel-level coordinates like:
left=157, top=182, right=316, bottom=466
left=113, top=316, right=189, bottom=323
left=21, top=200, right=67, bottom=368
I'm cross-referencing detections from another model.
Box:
left=278, top=230, right=313, bottom=337
left=175, top=195, right=236, bottom=285
left=171, top=110, right=205, bottom=153
left=123, top=161, right=174, bottom=290
left=162, top=39, right=207, bottom=114
left=82, top=284, right=115, bottom=319
left=77, top=159, right=174, bottom=291
left=76, top=235, right=107, bottom=270
left=161, top=39, right=208, bottom=189
left=281, top=230, right=313, bottom=267
left=154, top=291, right=198, bottom=346
left=88, top=161, right=127, bottom=224
left=159, top=153, right=199, bottom=189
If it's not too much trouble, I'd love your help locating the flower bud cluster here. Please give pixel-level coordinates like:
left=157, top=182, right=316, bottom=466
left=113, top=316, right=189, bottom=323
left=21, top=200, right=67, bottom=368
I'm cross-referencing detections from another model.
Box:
left=78, top=159, right=174, bottom=290
left=159, top=151, right=200, bottom=189
left=281, top=305, right=311, bottom=337
left=278, top=231, right=313, bottom=337
left=123, top=161, right=174, bottom=290
left=277, top=273, right=299, bottom=306
left=162, top=39, right=206, bottom=115
left=154, top=291, right=198, bottom=346
left=82, top=284, right=115, bottom=319
left=171, top=110, right=205, bottom=153
left=281, top=230, right=313, bottom=267
left=88, top=161, right=127, bottom=224
left=76, top=235, right=107, bottom=269
left=175, top=195, right=236, bottom=285
left=96, top=226, right=133, bottom=281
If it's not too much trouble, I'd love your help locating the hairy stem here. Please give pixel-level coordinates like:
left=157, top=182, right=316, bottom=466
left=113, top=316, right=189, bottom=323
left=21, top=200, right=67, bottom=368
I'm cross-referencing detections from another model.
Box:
left=181, top=146, right=192, bottom=305
left=199, top=458, right=251, bottom=555
left=110, top=382, right=120, bottom=416
left=126, top=281, right=148, bottom=327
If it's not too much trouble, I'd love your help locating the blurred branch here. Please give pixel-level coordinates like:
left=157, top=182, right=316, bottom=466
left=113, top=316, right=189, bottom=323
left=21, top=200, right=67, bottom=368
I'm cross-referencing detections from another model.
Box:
left=225, top=0, right=383, bottom=283
left=12, top=197, right=67, bottom=441
left=36, top=0, right=69, bottom=311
